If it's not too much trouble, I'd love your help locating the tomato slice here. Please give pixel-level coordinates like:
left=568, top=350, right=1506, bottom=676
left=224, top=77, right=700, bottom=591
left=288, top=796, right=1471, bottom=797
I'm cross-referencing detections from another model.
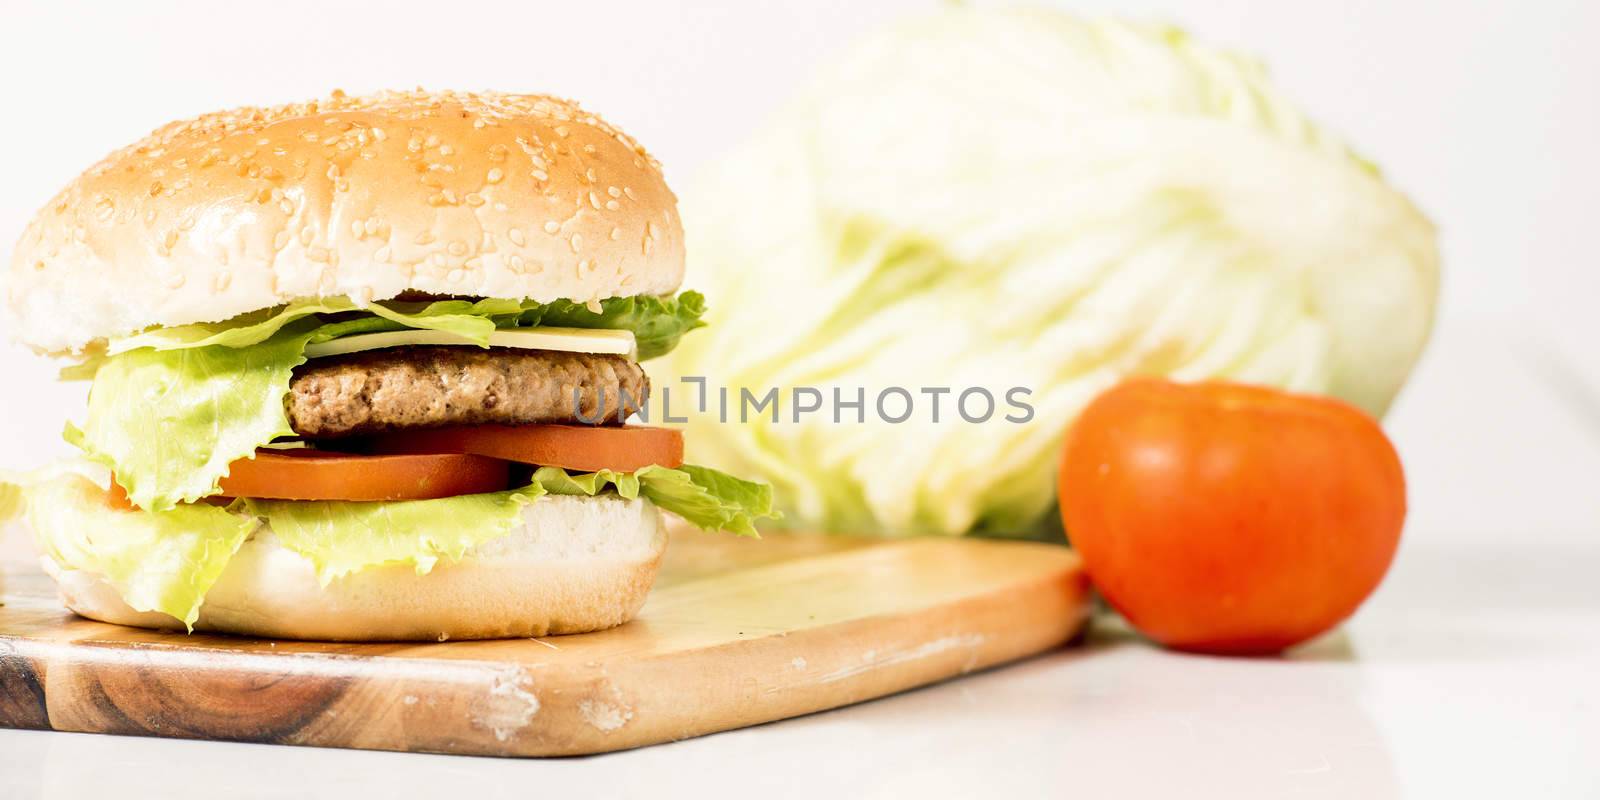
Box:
left=220, top=449, right=510, bottom=501
left=369, top=424, right=684, bottom=473
left=109, top=449, right=511, bottom=507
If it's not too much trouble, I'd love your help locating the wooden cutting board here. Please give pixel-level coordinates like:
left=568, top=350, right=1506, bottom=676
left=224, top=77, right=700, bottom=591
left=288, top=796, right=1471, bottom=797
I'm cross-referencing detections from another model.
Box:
left=0, top=529, right=1089, bottom=757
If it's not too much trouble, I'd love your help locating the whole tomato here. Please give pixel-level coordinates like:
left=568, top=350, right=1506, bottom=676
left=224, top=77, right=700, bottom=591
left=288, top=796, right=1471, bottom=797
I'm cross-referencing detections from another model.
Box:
left=1059, top=379, right=1405, bottom=655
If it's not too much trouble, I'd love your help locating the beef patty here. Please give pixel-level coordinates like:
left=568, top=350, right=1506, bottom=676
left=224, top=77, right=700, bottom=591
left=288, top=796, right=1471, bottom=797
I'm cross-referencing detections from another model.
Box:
left=287, top=347, right=648, bottom=438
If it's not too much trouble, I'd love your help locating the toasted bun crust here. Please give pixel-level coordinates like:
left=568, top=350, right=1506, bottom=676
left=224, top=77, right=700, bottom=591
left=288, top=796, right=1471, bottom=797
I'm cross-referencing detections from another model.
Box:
left=8, top=89, right=685, bottom=354
left=44, top=493, right=667, bottom=641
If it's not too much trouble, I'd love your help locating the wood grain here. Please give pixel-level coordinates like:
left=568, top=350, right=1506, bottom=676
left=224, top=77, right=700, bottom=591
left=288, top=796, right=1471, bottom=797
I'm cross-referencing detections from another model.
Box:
left=0, top=529, right=1089, bottom=756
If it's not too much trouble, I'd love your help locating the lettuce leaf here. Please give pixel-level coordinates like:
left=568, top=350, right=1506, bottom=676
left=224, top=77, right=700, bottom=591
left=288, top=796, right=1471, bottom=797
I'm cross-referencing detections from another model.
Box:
left=244, top=464, right=772, bottom=584
left=530, top=464, right=774, bottom=536
left=238, top=483, right=549, bottom=585
left=69, top=320, right=320, bottom=512
left=22, top=473, right=256, bottom=628
left=664, top=7, right=1439, bottom=536
left=107, top=296, right=524, bottom=354
left=107, top=292, right=706, bottom=360
left=638, top=465, right=774, bottom=537
left=521, top=292, right=707, bottom=360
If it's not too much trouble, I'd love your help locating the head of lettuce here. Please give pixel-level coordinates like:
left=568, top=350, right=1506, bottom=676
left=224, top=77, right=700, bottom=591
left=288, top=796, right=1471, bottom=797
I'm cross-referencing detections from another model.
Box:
left=660, top=8, right=1438, bottom=538
left=1, top=90, right=774, bottom=640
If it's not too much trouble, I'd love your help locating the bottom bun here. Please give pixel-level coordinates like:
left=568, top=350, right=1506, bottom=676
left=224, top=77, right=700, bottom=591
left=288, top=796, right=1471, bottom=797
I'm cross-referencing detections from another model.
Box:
left=48, top=493, right=667, bottom=641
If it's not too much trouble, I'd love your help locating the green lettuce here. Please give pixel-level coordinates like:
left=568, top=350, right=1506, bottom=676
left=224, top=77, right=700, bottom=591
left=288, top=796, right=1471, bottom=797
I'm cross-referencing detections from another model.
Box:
left=68, top=321, right=320, bottom=511
left=662, top=7, right=1439, bottom=536
left=519, top=293, right=708, bottom=360
left=531, top=464, right=774, bottom=537
left=8, top=464, right=773, bottom=627
left=107, top=296, right=531, bottom=354
left=21, top=473, right=256, bottom=628
left=240, top=483, right=549, bottom=585
left=244, top=464, right=772, bottom=583
left=69, top=292, right=708, bottom=509
left=107, top=292, right=706, bottom=358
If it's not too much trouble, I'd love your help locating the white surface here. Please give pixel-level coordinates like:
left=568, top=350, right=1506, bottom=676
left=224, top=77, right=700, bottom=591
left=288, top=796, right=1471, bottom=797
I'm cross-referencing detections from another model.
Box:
left=2, top=1, right=1598, bottom=797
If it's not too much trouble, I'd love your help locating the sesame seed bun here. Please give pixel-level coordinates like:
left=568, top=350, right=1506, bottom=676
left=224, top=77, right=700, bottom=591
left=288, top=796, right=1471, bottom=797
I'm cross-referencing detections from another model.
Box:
left=43, top=493, right=668, bottom=641
left=6, top=89, right=685, bottom=354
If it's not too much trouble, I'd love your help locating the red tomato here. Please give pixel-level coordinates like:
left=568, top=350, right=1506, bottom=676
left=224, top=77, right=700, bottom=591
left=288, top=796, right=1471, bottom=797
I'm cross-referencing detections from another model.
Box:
left=1059, top=378, right=1405, bottom=655
left=368, top=424, right=684, bottom=474
left=110, top=449, right=510, bottom=506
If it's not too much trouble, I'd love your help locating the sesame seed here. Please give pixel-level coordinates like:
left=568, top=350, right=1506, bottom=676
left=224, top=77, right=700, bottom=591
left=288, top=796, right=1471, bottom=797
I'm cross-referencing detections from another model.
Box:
left=508, top=228, right=526, bottom=246
left=447, top=240, right=468, bottom=256
left=543, top=221, right=560, bottom=234
left=486, top=167, right=504, bottom=183
left=570, top=233, right=583, bottom=252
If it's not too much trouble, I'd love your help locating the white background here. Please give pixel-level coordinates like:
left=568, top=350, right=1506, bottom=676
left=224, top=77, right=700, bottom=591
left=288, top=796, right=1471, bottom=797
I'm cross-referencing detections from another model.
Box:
left=1, top=2, right=1597, bottom=797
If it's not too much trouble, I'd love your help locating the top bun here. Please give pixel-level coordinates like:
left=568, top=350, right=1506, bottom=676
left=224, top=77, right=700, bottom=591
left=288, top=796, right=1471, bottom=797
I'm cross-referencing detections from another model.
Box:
left=7, top=90, right=684, bottom=354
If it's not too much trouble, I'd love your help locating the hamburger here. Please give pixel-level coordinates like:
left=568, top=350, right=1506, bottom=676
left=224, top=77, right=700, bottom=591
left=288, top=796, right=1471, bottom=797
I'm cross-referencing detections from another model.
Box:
left=1, top=90, right=772, bottom=641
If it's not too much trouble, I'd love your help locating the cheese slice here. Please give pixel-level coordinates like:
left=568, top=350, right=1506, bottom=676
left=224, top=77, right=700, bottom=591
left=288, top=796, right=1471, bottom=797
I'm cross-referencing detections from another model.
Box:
left=303, top=327, right=638, bottom=360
